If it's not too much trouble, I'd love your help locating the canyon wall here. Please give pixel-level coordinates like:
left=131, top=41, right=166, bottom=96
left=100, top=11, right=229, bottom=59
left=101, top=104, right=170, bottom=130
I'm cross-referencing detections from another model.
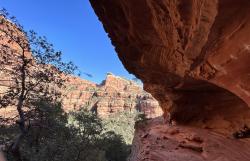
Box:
left=0, top=16, right=162, bottom=120
left=63, top=73, right=162, bottom=118
left=89, top=0, right=250, bottom=160
left=0, top=70, right=162, bottom=120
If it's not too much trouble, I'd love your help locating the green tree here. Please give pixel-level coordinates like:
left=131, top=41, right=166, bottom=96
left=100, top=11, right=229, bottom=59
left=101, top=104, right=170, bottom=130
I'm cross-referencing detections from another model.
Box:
left=68, top=109, right=105, bottom=161
left=0, top=9, right=76, bottom=160
left=1, top=102, right=132, bottom=161
left=68, top=109, right=132, bottom=161
left=103, top=110, right=137, bottom=144
left=0, top=9, right=131, bottom=161
left=100, top=131, right=130, bottom=161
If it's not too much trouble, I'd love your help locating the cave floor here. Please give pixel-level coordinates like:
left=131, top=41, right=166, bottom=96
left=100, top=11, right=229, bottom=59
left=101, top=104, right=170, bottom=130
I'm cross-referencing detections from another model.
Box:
left=129, top=117, right=250, bottom=161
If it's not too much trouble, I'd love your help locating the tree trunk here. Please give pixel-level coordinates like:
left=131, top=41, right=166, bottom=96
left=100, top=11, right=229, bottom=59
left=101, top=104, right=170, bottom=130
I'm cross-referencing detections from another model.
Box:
left=10, top=51, right=27, bottom=161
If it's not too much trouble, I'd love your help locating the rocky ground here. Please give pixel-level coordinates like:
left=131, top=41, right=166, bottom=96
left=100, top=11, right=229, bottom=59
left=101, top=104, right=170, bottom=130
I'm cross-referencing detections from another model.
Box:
left=129, top=117, right=250, bottom=161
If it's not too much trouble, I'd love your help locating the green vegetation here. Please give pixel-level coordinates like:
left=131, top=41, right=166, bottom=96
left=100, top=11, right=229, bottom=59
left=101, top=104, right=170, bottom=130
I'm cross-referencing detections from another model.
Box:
left=103, top=110, right=138, bottom=144
left=0, top=9, right=77, bottom=160
left=1, top=102, right=131, bottom=161
left=0, top=9, right=135, bottom=161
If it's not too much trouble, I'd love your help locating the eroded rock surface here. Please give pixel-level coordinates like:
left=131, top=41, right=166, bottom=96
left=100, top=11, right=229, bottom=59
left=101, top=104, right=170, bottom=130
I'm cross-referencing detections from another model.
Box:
left=129, top=118, right=250, bottom=161
left=0, top=72, right=162, bottom=119
left=90, top=0, right=250, bottom=130
left=90, top=0, right=250, bottom=160
left=63, top=73, right=162, bottom=118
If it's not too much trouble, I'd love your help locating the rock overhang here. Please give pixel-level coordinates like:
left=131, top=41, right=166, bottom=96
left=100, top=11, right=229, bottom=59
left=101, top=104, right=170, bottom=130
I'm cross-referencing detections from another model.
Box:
left=89, top=0, right=250, bottom=131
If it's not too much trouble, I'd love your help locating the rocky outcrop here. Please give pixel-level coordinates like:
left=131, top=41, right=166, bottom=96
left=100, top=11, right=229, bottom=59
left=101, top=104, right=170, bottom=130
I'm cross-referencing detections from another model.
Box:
left=63, top=73, right=162, bottom=118
left=0, top=16, right=162, bottom=120
left=0, top=71, right=162, bottom=119
left=90, top=0, right=250, bottom=160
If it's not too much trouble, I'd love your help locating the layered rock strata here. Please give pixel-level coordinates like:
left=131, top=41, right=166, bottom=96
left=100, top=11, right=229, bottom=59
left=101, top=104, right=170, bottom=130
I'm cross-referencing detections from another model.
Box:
left=0, top=16, right=162, bottom=119
left=63, top=74, right=162, bottom=118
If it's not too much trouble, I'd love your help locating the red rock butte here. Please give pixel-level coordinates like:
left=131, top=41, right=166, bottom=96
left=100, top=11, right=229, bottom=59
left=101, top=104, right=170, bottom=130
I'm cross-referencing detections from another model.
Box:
left=62, top=74, right=162, bottom=118
left=90, top=0, right=250, bottom=160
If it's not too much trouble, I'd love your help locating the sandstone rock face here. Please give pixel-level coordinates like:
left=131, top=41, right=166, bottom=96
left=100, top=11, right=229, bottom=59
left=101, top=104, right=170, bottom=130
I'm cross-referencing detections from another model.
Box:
left=90, top=0, right=250, bottom=131
left=90, top=0, right=250, bottom=160
left=0, top=16, right=29, bottom=122
left=1, top=71, right=162, bottom=120
left=63, top=74, right=162, bottom=118
left=62, top=76, right=96, bottom=111
left=0, top=16, right=162, bottom=120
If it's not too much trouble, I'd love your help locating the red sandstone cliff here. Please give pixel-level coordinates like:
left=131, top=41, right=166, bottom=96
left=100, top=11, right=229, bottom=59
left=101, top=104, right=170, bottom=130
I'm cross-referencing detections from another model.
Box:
left=63, top=73, right=162, bottom=118
left=0, top=73, right=162, bottom=119
left=0, top=16, right=162, bottom=119
left=90, top=0, right=250, bottom=160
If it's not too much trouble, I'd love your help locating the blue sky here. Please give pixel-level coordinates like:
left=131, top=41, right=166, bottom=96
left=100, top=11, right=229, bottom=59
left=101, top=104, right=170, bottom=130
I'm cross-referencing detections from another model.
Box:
left=1, top=0, right=135, bottom=83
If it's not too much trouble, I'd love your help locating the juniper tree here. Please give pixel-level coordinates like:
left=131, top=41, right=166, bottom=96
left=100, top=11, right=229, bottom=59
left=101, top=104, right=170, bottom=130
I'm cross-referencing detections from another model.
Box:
left=0, top=8, right=77, bottom=160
